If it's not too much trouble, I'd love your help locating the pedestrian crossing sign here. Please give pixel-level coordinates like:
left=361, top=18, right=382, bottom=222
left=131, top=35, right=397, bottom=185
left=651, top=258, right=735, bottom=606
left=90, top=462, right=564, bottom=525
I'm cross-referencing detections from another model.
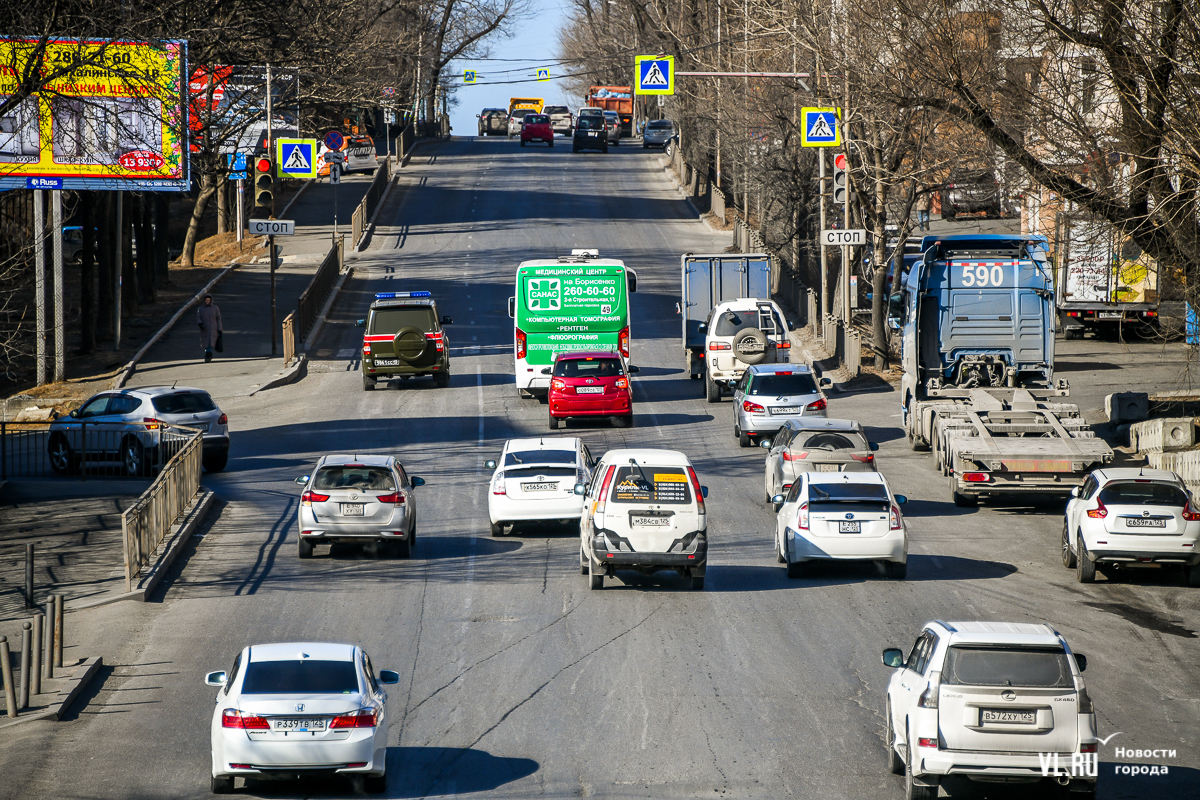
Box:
left=276, top=138, right=319, bottom=178
left=801, top=108, right=841, bottom=147
left=537, top=68, right=550, bottom=81
left=464, top=70, right=476, bottom=83
left=635, top=55, right=674, bottom=95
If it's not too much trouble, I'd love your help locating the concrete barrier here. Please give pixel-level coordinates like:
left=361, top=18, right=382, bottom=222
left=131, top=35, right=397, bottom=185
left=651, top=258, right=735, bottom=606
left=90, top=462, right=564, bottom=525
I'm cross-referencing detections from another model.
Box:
left=1148, top=449, right=1200, bottom=494
left=1130, top=418, right=1196, bottom=453
left=1105, top=392, right=1149, bottom=424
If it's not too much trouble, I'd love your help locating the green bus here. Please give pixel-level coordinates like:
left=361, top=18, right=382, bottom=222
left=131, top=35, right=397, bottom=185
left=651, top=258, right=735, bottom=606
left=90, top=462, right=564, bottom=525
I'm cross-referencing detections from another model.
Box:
left=508, top=251, right=637, bottom=395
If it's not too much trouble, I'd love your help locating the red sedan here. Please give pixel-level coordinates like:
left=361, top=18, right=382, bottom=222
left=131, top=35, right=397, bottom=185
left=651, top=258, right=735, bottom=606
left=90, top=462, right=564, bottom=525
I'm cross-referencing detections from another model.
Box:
left=520, top=114, right=555, bottom=147
left=546, top=351, right=638, bottom=429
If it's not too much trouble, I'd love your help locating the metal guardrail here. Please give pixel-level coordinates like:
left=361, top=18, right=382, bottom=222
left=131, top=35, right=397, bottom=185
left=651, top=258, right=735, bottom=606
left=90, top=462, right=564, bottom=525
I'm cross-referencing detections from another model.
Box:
left=122, top=426, right=203, bottom=592
left=295, top=237, right=343, bottom=344
left=282, top=312, right=296, bottom=366
left=1, top=420, right=197, bottom=480
left=351, top=159, right=392, bottom=248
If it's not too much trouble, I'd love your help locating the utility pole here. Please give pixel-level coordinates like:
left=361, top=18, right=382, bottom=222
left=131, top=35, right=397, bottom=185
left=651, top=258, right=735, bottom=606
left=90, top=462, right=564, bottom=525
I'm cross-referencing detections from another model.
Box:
left=52, top=190, right=64, bottom=382
left=33, top=191, right=45, bottom=385
left=819, top=150, right=828, bottom=333
left=113, top=195, right=122, bottom=351
left=266, top=63, right=274, bottom=216
left=841, top=4, right=852, bottom=324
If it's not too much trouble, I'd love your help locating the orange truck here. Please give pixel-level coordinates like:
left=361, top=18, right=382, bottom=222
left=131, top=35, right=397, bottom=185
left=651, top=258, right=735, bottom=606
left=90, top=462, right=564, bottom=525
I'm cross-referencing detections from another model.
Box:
left=586, top=86, right=633, bottom=136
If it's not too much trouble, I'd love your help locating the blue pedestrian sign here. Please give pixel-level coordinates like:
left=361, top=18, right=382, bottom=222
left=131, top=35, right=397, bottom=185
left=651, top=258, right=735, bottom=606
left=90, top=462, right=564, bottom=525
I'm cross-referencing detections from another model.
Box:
left=801, top=107, right=841, bottom=147
left=536, top=68, right=550, bottom=82
left=226, top=153, right=248, bottom=180
left=635, top=55, right=674, bottom=95
left=276, top=139, right=319, bottom=179
left=324, top=129, right=344, bottom=151
left=463, top=70, right=477, bottom=84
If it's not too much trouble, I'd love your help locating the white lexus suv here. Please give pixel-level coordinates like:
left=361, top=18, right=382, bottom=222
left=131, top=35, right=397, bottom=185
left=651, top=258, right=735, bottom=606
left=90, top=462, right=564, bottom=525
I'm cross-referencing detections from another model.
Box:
left=882, top=621, right=1098, bottom=799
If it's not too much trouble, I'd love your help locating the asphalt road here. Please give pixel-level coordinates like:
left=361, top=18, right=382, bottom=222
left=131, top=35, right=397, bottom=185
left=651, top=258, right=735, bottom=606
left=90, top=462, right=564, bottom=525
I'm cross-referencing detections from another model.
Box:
left=3, top=137, right=1198, bottom=800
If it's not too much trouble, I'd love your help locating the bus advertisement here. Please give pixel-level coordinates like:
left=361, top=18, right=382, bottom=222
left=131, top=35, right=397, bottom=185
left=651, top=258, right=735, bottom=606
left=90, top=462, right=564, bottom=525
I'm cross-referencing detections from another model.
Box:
left=509, top=255, right=636, bottom=395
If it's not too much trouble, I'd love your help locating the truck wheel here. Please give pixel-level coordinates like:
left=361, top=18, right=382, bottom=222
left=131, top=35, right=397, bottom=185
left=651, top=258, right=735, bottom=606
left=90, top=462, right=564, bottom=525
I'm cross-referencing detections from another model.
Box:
left=1077, top=542, right=1097, bottom=583
left=1065, top=328, right=1084, bottom=340
left=1061, top=521, right=1077, bottom=568
left=705, top=373, right=720, bottom=403
left=951, top=485, right=977, bottom=508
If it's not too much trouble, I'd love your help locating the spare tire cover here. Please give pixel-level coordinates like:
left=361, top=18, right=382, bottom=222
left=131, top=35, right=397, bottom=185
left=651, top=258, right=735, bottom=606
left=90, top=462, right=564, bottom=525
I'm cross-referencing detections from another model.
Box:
left=732, top=328, right=769, bottom=365
left=392, top=327, right=430, bottom=362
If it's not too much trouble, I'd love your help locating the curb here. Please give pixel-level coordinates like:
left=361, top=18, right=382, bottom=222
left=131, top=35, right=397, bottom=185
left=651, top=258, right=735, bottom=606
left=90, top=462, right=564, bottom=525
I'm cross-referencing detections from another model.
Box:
left=250, top=354, right=307, bottom=396
left=356, top=177, right=398, bottom=253
left=656, top=153, right=728, bottom=235
left=111, top=266, right=239, bottom=389
left=303, top=267, right=353, bottom=352
left=0, top=656, right=103, bottom=728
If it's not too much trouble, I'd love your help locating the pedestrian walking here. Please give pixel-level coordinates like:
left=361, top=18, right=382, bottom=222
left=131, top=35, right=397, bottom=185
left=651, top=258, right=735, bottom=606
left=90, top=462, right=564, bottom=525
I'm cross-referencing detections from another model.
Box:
left=915, top=189, right=931, bottom=232
left=198, top=293, right=223, bottom=363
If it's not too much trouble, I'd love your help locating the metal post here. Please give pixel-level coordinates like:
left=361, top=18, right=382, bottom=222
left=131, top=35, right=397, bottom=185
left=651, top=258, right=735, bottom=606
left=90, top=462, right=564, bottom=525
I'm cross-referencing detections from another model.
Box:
left=52, top=189, right=64, bottom=382
left=236, top=179, right=244, bottom=244
left=270, top=234, right=277, bottom=356
left=819, top=149, right=828, bottom=338
left=43, top=598, right=53, bottom=680
left=30, top=613, right=42, bottom=696
left=18, top=622, right=31, bottom=711
left=1, top=636, right=15, bottom=718
left=24, top=544, right=33, bottom=609
left=266, top=63, right=274, bottom=217
left=113, top=194, right=122, bottom=351
left=34, top=190, right=46, bottom=385
left=54, top=594, right=63, bottom=668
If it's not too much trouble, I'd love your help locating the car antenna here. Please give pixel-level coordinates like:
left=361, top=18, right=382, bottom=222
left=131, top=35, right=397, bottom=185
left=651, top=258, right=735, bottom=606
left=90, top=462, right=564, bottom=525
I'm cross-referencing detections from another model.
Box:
left=171, top=380, right=178, bottom=389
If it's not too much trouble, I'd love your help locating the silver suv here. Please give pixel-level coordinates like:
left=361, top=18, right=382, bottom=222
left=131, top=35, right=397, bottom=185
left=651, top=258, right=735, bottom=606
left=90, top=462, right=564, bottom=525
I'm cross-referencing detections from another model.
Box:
left=48, top=386, right=230, bottom=476
left=732, top=364, right=829, bottom=447
left=544, top=105, right=573, bottom=135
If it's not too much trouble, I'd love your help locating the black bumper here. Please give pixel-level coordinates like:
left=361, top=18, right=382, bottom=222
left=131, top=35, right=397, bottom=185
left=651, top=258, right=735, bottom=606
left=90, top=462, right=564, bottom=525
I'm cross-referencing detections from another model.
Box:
left=590, top=535, right=707, bottom=571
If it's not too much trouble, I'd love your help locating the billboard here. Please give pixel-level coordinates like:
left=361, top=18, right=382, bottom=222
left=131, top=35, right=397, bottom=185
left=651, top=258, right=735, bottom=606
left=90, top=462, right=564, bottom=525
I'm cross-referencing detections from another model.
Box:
left=0, top=38, right=189, bottom=190
left=187, top=65, right=297, bottom=156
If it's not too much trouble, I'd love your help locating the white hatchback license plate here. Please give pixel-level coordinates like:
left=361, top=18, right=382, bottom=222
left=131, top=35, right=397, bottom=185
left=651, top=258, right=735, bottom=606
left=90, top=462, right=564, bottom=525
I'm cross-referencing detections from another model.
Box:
left=522, top=482, right=557, bottom=492
left=838, top=521, right=861, bottom=533
left=273, top=717, right=327, bottom=732
left=632, top=515, right=671, bottom=527
left=817, top=464, right=840, bottom=472
left=981, top=709, right=1036, bottom=724
left=770, top=407, right=800, bottom=414
left=342, top=504, right=364, bottom=516
left=1125, top=517, right=1167, bottom=528
left=374, top=359, right=400, bottom=366
left=576, top=386, right=604, bottom=394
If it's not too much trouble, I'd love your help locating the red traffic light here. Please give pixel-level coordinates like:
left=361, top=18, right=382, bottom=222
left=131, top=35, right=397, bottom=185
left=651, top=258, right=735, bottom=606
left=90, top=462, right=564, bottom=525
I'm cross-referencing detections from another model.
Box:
left=256, top=158, right=272, bottom=172
left=834, top=153, right=847, bottom=171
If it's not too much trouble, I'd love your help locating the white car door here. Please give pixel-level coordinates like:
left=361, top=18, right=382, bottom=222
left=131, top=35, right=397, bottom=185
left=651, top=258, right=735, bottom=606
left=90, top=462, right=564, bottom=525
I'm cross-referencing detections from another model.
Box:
left=891, top=631, right=936, bottom=746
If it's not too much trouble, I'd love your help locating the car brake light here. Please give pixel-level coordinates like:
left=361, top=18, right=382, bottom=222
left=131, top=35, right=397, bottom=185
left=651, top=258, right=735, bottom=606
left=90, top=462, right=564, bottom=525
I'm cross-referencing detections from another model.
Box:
left=1080, top=742, right=1097, bottom=754
left=329, top=709, right=377, bottom=729
left=515, top=328, right=527, bottom=359
left=143, top=417, right=162, bottom=430
left=551, top=378, right=566, bottom=391
left=918, top=672, right=940, bottom=708
left=615, top=378, right=628, bottom=389
left=686, top=466, right=705, bottom=514
left=743, top=400, right=765, bottom=413
left=222, top=709, right=269, bottom=729
left=777, top=341, right=791, bottom=349
left=594, top=464, right=617, bottom=516
left=708, top=342, right=731, bottom=351
left=797, top=502, right=809, bottom=530
left=426, top=332, right=444, bottom=351
left=851, top=454, right=874, bottom=463
left=363, top=342, right=372, bottom=355
left=376, top=492, right=404, bottom=504
left=1087, top=498, right=1108, bottom=518
left=1184, top=501, right=1200, bottom=521
left=890, top=504, right=902, bottom=530
left=807, top=399, right=827, bottom=412
left=917, top=737, right=938, bottom=749
left=961, top=472, right=990, bottom=482
left=217, top=414, right=228, bottom=426
left=781, top=451, right=808, bottom=461
left=619, top=326, right=630, bottom=358
left=301, top=491, right=330, bottom=505
left=492, top=475, right=506, bottom=496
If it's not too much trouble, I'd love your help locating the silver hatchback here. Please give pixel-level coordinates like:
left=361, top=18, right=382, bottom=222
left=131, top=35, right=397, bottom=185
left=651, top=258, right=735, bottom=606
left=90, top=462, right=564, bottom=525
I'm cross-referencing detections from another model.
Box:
left=295, top=455, right=425, bottom=559
left=762, top=418, right=878, bottom=505
left=642, top=119, right=675, bottom=148
left=732, top=364, right=830, bottom=447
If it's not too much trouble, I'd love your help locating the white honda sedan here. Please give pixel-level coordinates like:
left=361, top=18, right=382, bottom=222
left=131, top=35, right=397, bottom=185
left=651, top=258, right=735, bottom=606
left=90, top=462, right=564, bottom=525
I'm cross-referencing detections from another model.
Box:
left=485, top=437, right=595, bottom=535
left=206, top=642, right=398, bottom=794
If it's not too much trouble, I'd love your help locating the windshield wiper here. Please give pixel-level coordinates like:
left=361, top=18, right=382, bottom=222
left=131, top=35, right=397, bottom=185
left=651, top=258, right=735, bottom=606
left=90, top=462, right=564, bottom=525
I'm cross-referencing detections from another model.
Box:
left=811, top=484, right=830, bottom=499
left=628, top=458, right=652, bottom=487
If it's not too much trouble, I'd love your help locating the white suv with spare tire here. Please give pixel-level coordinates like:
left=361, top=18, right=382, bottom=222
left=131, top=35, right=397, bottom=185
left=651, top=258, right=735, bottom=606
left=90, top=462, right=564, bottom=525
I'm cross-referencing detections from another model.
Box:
left=700, top=298, right=790, bottom=403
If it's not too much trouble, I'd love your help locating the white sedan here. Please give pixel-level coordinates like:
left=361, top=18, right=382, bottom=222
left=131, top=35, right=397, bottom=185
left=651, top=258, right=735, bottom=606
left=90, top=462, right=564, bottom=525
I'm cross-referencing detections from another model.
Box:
left=486, top=437, right=595, bottom=535
left=1063, top=467, right=1200, bottom=584
left=206, top=642, right=398, bottom=794
left=773, top=471, right=908, bottom=579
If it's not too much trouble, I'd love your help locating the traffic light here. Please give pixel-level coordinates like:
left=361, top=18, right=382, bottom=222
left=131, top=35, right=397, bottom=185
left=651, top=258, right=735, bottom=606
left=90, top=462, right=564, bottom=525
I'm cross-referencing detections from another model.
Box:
left=833, top=153, right=848, bottom=205
left=251, top=155, right=273, bottom=217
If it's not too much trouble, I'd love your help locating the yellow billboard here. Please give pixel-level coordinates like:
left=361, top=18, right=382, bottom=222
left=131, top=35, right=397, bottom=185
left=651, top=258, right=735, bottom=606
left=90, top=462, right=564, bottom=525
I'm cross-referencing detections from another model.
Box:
left=0, top=38, right=188, bottom=190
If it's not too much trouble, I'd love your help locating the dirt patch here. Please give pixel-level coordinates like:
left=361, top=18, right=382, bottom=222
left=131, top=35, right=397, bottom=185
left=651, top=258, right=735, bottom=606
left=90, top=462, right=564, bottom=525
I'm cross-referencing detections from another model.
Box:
left=190, top=230, right=262, bottom=266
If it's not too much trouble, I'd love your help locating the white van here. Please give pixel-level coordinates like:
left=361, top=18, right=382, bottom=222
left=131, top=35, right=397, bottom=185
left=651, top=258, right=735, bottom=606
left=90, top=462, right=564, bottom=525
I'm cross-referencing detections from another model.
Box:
left=575, top=448, right=708, bottom=590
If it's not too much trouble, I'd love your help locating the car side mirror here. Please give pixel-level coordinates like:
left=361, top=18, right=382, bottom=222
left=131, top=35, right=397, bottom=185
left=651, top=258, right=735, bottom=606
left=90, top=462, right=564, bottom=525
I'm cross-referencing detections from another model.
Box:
left=701, top=486, right=708, bottom=498
left=295, top=475, right=310, bottom=485
left=355, top=319, right=366, bottom=327
left=1070, top=486, right=1081, bottom=498
left=819, top=377, right=833, bottom=388
left=887, top=317, right=901, bottom=331
left=485, top=460, right=497, bottom=470
left=69, top=409, right=79, bottom=419
left=881, top=648, right=904, bottom=668
left=697, top=322, right=707, bottom=333
left=869, top=442, right=879, bottom=451
left=441, top=315, right=453, bottom=325
left=771, top=494, right=785, bottom=505
left=573, top=483, right=587, bottom=495
left=1074, top=654, right=1087, bottom=673
left=626, top=271, right=637, bottom=292
left=629, top=366, right=640, bottom=374
left=788, top=320, right=796, bottom=331
left=378, top=670, right=400, bottom=684
left=541, top=367, right=552, bottom=375
left=411, top=477, right=425, bottom=487
left=894, top=495, right=908, bottom=505
left=205, top=671, right=227, bottom=687
left=760, top=439, right=772, bottom=449
left=507, top=297, right=515, bottom=318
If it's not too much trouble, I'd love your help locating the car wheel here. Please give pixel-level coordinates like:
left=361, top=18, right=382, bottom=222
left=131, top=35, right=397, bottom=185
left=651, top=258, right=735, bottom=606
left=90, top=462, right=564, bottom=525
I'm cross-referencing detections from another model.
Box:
left=786, top=558, right=805, bottom=579
left=905, top=729, right=936, bottom=800
left=1061, top=521, right=1077, bottom=568
left=690, top=575, right=705, bottom=591
left=363, top=774, right=387, bottom=794
left=886, top=708, right=904, bottom=775
left=491, top=522, right=504, bottom=537
left=612, top=414, right=632, bottom=428
left=580, top=547, right=589, bottom=575
left=392, top=535, right=411, bottom=559
left=409, top=517, right=416, bottom=546
left=548, top=139, right=554, bottom=148
left=204, top=452, right=228, bottom=473
left=1077, top=541, right=1097, bottom=583
left=589, top=563, right=604, bottom=590
left=602, top=145, right=608, bottom=153
left=776, top=539, right=786, bottom=564
left=549, top=414, right=561, bottom=430
left=705, top=373, right=720, bottom=404
left=363, top=374, right=375, bottom=391
left=738, top=431, right=752, bottom=448
left=211, top=775, right=235, bottom=794
left=122, top=436, right=146, bottom=477
left=1185, top=564, right=1200, bottom=587
left=886, top=561, right=908, bottom=580
left=435, top=367, right=450, bottom=388
left=48, top=433, right=76, bottom=476
left=572, top=146, right=579, bottom=153
left=520, top=139, right=526, bottom=147
left=298, top=537, right=314, bottom=559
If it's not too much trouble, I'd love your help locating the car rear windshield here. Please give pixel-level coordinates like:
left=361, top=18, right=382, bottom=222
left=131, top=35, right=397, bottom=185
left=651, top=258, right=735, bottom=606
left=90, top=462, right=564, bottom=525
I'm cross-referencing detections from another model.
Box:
left=713, top=309, right=783, bottom=336
left=609, top=466, right=693, bottom=505
left=526, top=115, right=550, bottom=124
left=505, top=466, right=578, bottom=478
left=313, top=466, right=396, bottom=491
left=807, top=482, right=888, bottom=504
left=241, top=660, right=360, bottom=694
left=505, top=450, right=576, bottom=467
left=1098, top=481, right=1187, bottom=507
left=370, top=307, right=435, bottom=333
left=647, top=120, right=673, bottom=129
left=151, top=391, right=217, bottom=414
left=544, top=106, right=568, bottom=114
left=942, top=646, right=1073, bottom=688
left=749, top=374, right=817, bottom=396
left=797, top=431, right=867, bottom=450
left=554, top=358, right=624, bottom=377
left=576, top=118, right=601, bottom=130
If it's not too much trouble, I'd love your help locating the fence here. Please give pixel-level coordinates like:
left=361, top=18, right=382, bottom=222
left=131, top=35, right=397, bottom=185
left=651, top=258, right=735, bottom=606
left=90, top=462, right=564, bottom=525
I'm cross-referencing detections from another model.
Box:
left=1, top=420, right=197, bottom=480
left=295, top=238, right=343, bottom=342
left=122, top=426, right=203, bottom=592
left=351, top=158, right=392, bottom=248
left=282, top=312, right=296, bottom=366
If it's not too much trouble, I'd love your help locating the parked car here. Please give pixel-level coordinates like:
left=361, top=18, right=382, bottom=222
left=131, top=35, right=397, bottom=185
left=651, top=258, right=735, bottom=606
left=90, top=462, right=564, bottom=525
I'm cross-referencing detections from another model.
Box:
left=772, top=471, right=908, bottom=579
left=881, top=621, right=1097, bottom=799
left=206, top=642, right=399, bottom=795
left=544, top=105, right=573, bottom=135
left=520, top=113, right=554, bottom=147
left=477, top=108, right=507, bottom=136
left=732, top=363, right=828, bottom=447
left=545, top=351, right=637, bottom=429
left=294, top=455, right=424, bottom=558
left=577, top=448, right=709, bottom=590
left=602, top=111, right=621, bottom=145
left=317, top=134, right=376, bottom=176
left=938, top=170, right=1001, bottom=219
left=1063, top=467, right=1200, bottom=585
left=47, top=386, right=230, bottom=477
left=356, top=291, right=453, bottom=390
left=572, top=116, right=608, bottom=153
left=761, top=418, right=876, bottom=504
left=642, top=119, right=675, bottom=148
left=485, top=437, right=596, bottom=536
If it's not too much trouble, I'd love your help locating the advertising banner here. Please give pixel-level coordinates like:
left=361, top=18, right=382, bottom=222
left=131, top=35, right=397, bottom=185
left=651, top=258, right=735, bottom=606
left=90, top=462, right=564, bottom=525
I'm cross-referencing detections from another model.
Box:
left=0, top=37, right=189, bottom=190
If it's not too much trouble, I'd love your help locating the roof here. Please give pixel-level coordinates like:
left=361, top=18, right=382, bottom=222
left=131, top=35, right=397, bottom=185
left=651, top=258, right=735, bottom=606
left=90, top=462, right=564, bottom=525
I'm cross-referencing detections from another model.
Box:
left=554, top=350, right=620, bottom=361
left=784, top=417, right=862, bottom=432
left=805, top=471, right=888, bottom=486
left=318, top=454, right=394, bottom=467
left=504, top=437, right=580, bottom=451
left=748, top=363, right=812, bottom=374
left=517, top=258, right=626, bottom=269
left=1092, top=467, right=1181, bottom=483
left=249, top=642, right=357, bottom=662
left=601, top=448, right=692, bottom=467
left=119, top=385, right=208, bottom=396
left=713, top=297, right=781, bottom=311
left=938, top=621, right=1063, bottom=647
left=371, top=297, right=436, bottom=308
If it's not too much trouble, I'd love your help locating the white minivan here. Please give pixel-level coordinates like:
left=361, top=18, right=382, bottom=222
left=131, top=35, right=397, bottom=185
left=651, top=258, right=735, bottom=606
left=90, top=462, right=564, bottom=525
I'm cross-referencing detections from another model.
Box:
left=576, top=448, right=708, bottom=590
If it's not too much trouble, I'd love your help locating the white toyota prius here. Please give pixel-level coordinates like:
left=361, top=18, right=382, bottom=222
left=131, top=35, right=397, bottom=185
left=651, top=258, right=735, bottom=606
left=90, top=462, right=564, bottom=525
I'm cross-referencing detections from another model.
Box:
left=486, top=437, right=595, bottom=535
left=206, top=642, right=398, bottom=794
